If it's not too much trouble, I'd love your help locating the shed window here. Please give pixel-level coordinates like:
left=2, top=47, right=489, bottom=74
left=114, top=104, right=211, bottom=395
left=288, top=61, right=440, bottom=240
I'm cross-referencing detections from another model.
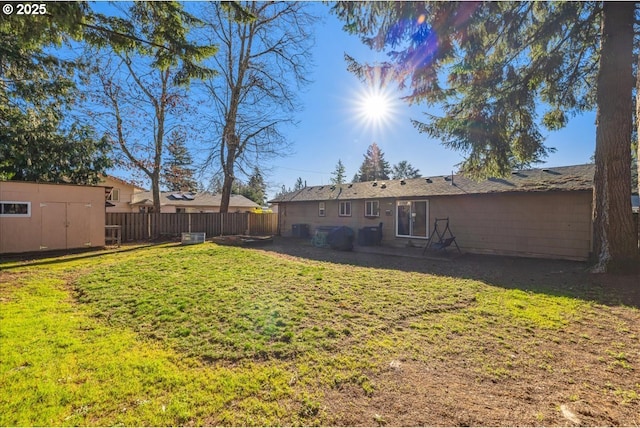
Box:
left=107, top=188, right=120, bottom=202
left=365, top=200, right=379, bottom=217
left=318, top=202, right=326, bottom=217
left=0, top=201, right=31, bottom=217
left=339, top=201, right=352, bottom=217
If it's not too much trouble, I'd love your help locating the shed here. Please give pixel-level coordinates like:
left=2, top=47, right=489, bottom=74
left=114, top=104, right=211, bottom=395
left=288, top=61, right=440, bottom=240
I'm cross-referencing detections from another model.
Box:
left=0, top=181, right=106, bottom=254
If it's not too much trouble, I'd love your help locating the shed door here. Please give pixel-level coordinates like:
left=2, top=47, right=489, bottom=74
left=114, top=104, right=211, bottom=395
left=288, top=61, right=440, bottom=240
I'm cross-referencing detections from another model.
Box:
left=66, top=203, right=92, bottom=248
left=41, top=202, right=67, bottom=250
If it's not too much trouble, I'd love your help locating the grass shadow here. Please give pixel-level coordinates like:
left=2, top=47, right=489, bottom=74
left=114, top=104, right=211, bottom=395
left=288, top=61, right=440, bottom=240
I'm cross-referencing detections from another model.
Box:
left=258, top=237, right=640, bottom=309
left=0, top=243, right=177, bottom=271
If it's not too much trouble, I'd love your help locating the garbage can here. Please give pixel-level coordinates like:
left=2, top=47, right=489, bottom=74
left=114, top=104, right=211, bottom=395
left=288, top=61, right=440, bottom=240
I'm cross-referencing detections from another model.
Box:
left=292, top=223, right=309, bottom=238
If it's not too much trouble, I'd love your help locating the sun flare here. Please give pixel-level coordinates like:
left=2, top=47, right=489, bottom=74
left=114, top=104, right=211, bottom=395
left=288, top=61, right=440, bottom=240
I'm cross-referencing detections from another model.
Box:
left=354, top=85, right=398, bottom=130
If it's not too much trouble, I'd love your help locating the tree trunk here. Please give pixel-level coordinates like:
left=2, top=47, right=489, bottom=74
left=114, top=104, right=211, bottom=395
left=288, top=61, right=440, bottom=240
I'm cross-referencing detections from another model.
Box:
left=637, top=51, right=640, bottom=251
left=592, top=1, right=637, bottom=272
left=151, top=172, right=161, bottom=213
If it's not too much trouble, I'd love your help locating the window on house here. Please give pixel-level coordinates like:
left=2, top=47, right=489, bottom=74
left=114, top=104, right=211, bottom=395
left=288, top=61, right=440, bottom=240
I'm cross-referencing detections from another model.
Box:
left=365, top=200, right=379, bottom=217
left=318, top=202, right=325, bottom=217
left=107, top=188, right=120, bottom=202
left=339, top=201, right=351, bottom=217
left=0, top=201, right=31, bottom=217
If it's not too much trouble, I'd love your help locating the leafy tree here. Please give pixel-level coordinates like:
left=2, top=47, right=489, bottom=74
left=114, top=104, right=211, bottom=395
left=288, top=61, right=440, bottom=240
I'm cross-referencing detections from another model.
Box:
left=202, top=1, right=315, bottom=212
left=354, top=142, right=391, bottom=182
left=333, top=1, right=638, bottom=271
left=162, top=130, right=198, bottom=192
left=330, top=159, right=347, bottom=184
left=0, top=3, right=112, bottom=184
left=85, top=2, right=216, bottom=212
left=392, top=161, right=420, bottom=179
left=237, top=167, right=267, bottom=205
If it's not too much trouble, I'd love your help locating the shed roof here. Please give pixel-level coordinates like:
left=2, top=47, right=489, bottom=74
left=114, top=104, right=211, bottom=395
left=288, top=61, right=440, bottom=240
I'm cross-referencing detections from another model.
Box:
left=131, top=191, right=260, bottom=208
left=270, top=164, right=595, bottom=203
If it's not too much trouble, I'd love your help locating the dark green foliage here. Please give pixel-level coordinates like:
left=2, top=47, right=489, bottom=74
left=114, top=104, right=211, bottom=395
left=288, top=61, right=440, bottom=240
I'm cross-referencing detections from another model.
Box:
left=334, top=2, right=600, bottom=178
left=236, top=167, right=266, bottom=205
left=354, top=143, right=391, bottom=182
left=0, top=2, right=112, bottom=183
left=330, top=160, right=347, bottom=184
left=162, top=130, right=198, bottom=192
left=392, top=161, right=420, bottom=179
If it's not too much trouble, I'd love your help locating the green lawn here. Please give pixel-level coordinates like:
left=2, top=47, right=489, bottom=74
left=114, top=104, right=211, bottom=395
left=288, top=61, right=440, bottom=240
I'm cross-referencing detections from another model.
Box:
left=1, top=243, right=638, bottom=426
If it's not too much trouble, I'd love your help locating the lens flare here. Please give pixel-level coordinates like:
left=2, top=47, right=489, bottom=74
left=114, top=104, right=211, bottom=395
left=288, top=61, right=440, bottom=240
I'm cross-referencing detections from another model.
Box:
left=353, top=85, right=398, bottom=131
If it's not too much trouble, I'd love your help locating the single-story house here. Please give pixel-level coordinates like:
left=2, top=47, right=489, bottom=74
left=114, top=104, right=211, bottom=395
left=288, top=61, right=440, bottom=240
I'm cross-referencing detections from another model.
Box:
left=0, top=181, right=106, bottom=254
left=130, top=191, right=261, bottom=213
left=101, top=175, right=146, bottom=213
left=270, top=164, right=597, bottom=261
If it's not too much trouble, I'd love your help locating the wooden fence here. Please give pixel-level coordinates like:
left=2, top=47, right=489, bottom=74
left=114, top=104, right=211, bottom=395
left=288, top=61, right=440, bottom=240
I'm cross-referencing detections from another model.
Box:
left=105, top=212, right=278, bottom=242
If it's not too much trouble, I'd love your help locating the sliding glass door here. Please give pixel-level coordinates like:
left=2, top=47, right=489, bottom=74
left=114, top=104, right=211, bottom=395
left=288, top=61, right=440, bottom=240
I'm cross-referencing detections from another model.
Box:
left=396, top=200, right=429, bottom=238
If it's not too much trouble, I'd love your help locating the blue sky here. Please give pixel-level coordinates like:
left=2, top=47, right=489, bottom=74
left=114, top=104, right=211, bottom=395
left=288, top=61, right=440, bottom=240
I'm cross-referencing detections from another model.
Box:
left=264, top=3, right=596, bottom=196
left=104, top=2, right=597, bottom=199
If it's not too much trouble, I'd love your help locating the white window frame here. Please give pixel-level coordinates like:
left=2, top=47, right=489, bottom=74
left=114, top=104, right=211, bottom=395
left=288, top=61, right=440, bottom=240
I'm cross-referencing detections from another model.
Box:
left=364, top=200, right=379, bottom=217
left=318, top=202, right=326, bottom=217
left=0, top=201, right=31, bottom=217
left=339, top=201, right=352, bottom=217
left=396, top=200, right=429, bottom=238
left=107, top=188, right=120, bottom=202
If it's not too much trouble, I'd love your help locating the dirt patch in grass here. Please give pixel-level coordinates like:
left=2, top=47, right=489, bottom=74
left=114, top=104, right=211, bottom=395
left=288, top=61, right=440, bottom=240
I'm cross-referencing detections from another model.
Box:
left=258, top=238, right=640, bottom=426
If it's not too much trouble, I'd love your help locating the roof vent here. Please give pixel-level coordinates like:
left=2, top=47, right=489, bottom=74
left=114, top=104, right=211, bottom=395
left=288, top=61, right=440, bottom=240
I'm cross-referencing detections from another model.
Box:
left=542, top=168, right=551, bottom=173
left=348, top=183, right=353, bottom=188
left=381, top=183, right=387, bottom=189
left=426, top=178, right=433, bottom=183
left=400, top=180, right=406, bottom=185
left=372, top=181, right=378, bottom=187
left=444, top=176, right=451, bottom=181
left=330, top=185, right=336, bottom=191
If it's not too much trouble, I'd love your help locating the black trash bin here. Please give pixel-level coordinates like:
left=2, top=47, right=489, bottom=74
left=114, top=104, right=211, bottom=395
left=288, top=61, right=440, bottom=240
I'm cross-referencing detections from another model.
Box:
left=326, top=226, right=355, bottom=251
left=292, top=224, right=309, bottom=238
left=358, top=223, right=383, bottom=246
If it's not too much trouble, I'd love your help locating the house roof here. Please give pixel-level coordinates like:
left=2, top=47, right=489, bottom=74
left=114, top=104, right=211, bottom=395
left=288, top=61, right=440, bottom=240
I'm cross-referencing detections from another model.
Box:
left=131, top=191, right=260, bottom=208
left=102, top=175, right=147, bottom=191
left=270, top=164, right=595, bottom=203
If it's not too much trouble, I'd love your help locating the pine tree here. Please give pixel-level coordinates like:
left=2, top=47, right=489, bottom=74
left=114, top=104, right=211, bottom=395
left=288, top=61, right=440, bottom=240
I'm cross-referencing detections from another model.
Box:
left=162, top=130, right=197, bottom=192
left=238, top=167, right=267, bottom=206
left=334, top=1, right=638, bottom=272
left=330, top=159, right=347, bottom=184
left=0, top=3, right=112, bottom=184
left=294, top=177, right=305, bottom=190
left=354, top=143, right=391, bottom=182
left=392, top=161, right=420, bottom=179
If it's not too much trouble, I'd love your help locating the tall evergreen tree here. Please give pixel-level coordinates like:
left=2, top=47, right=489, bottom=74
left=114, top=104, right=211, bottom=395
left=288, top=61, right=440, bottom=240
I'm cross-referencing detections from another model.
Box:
left=392, top=161, right=420, bottom=179
left=237, top=167, right=266, bottom=205
left=333, top=1, right=638, bottom=272
left=162, top=130, right=198, bottom=192
left=294, top=177, right=305, bottom=190
left=0, top=3, right=112, bottom=184
left=330, top=159, right=347, bottom=184
left=354, top=142, right=391, bottom=182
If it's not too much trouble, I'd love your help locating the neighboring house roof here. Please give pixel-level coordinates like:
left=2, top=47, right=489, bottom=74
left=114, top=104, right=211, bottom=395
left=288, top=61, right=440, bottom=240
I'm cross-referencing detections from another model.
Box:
left=270, top=164, right=595, bottom=203
left=131, top=191, right=261, bottom=208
